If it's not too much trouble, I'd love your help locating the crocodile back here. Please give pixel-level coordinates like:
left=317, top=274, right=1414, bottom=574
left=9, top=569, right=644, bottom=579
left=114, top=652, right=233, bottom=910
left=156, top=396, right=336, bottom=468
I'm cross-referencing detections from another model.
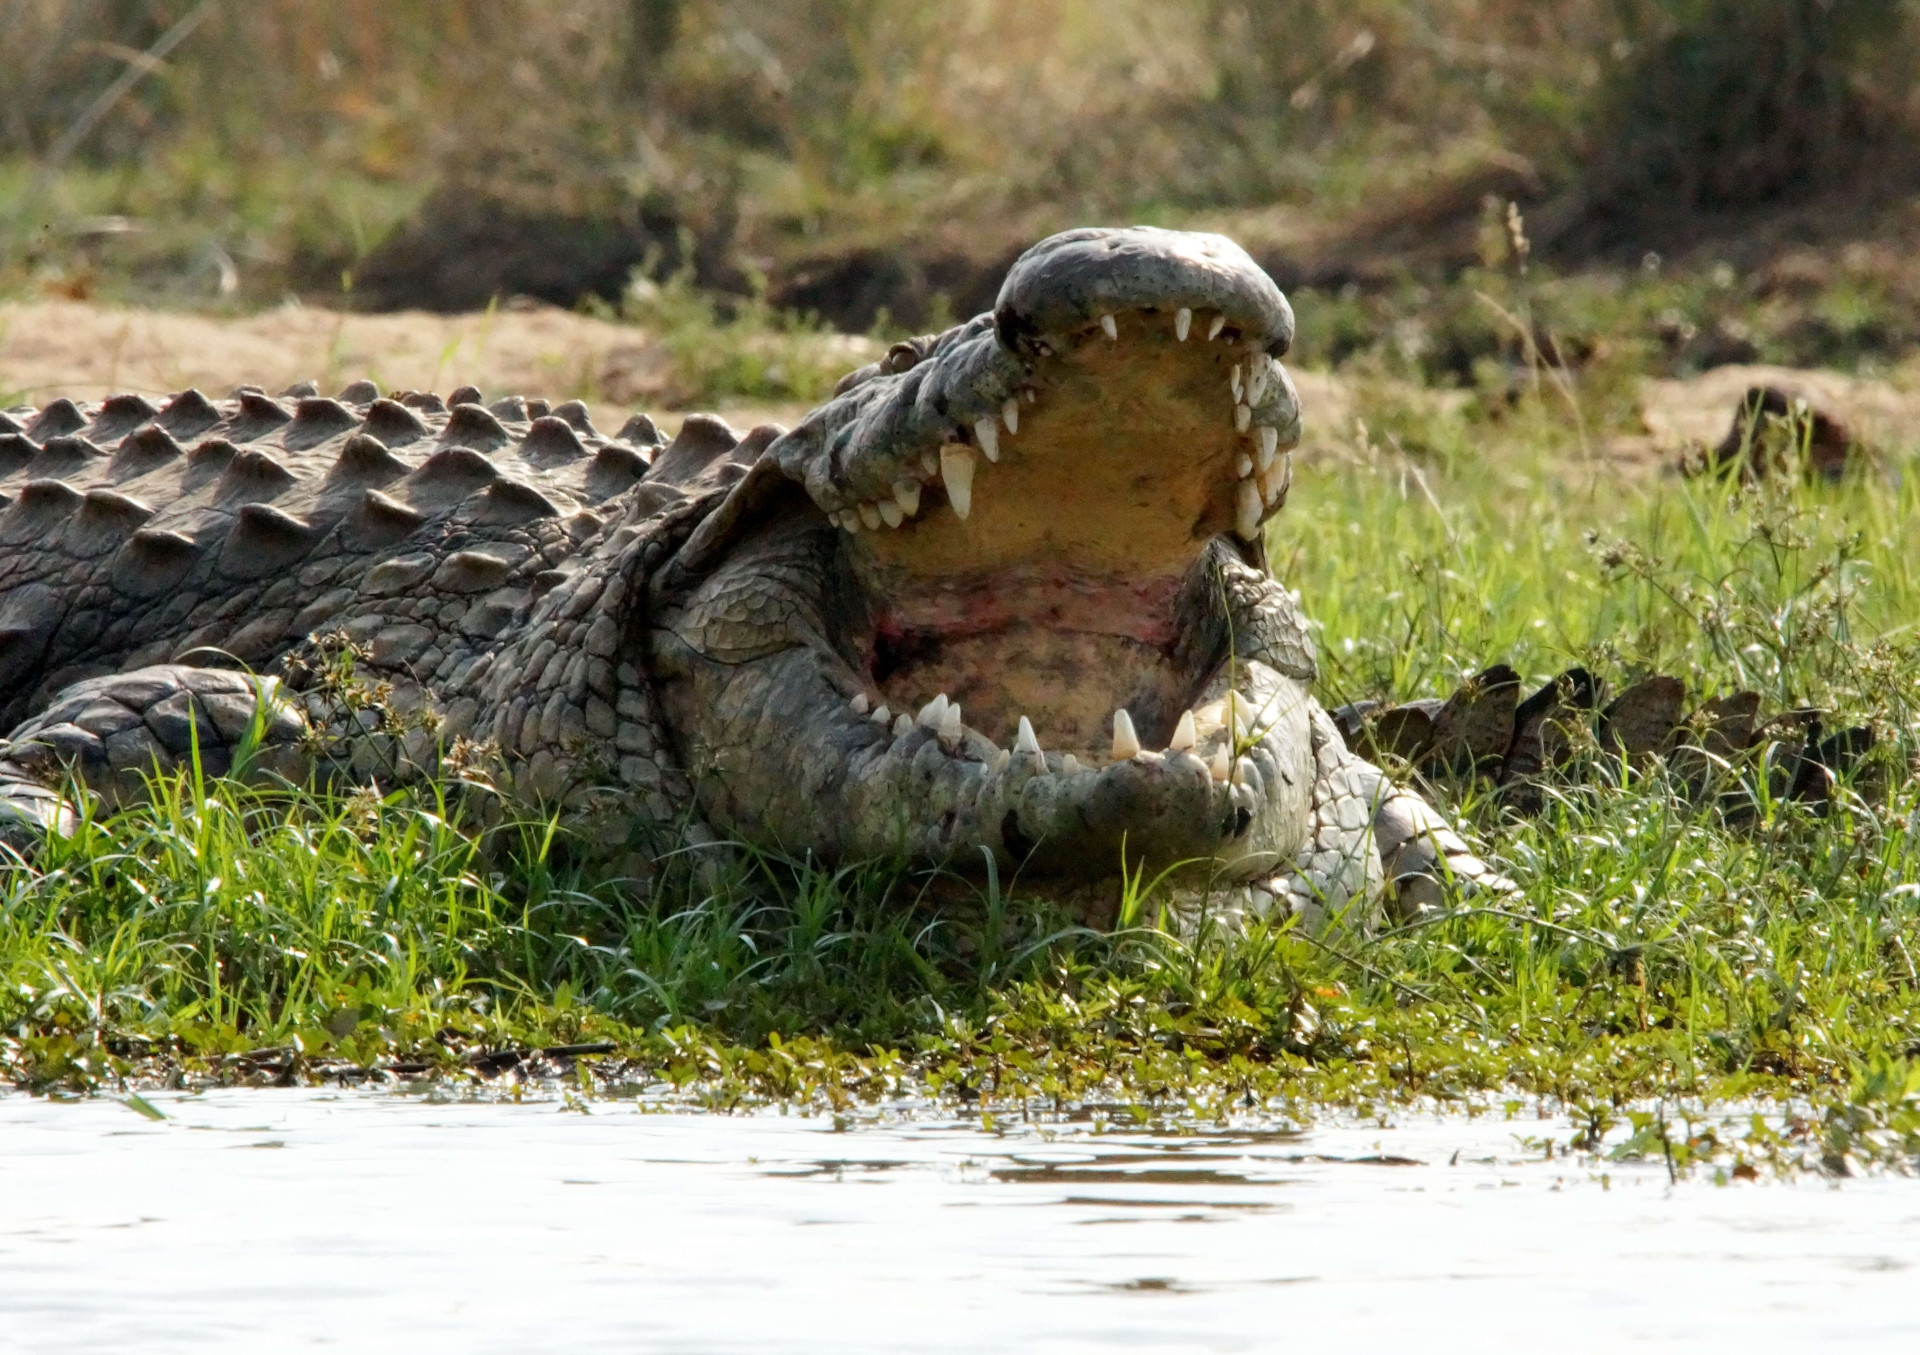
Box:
left=0, top=383, right=660, bottom=724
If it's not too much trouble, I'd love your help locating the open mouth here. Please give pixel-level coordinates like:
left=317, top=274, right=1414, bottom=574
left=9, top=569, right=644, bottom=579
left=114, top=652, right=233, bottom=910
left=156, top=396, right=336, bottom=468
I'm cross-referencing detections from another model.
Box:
left=792, top=228, right=1302, bottom=772
left=647, top=226, right=1332, bottom=887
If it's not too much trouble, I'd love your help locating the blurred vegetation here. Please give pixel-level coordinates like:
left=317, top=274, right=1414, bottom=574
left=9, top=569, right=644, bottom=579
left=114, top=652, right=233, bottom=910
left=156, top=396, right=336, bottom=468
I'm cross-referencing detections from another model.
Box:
left=1, top=0, right=1917, bottom=362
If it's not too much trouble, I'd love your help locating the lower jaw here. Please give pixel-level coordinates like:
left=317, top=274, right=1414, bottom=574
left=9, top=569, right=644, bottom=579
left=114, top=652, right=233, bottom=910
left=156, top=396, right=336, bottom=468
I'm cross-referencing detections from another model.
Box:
left=864, top=571, right=1204, bottom=759
left=870, top=628, right=1200, bottom=758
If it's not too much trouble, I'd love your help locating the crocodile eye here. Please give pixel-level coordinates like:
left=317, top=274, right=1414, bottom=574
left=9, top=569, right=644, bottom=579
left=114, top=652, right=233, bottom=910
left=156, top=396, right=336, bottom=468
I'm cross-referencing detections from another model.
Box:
left=881, top=342, right=923, bottom=375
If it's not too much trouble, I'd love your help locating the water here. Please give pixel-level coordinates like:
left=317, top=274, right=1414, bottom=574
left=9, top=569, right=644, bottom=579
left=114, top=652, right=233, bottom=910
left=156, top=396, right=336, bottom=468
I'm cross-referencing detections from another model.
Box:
left=1, top=1089, right=1916, bottom=1353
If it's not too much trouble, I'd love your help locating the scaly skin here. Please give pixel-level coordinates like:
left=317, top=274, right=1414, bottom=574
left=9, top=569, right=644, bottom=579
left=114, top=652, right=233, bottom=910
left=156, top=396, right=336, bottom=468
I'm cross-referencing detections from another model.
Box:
left=0, top=228, right=1506, bottom=931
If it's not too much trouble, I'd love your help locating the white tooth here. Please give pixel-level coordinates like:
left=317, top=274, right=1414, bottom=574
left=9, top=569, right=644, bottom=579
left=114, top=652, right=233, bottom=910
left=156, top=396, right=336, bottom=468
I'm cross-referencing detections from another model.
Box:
left=1002, top=399, right=1019, bottom=434
left=940, top=445, right=976, bottom=519
left=858, top=502, right=883, bottom=530
left=1015, top=716, right=1041, bottom=757
left=1236, top=451, right=1254, bottom=478
left=1062, top=753, right=1081, bottom=774
left=878, top=498, right=903, bottom=528
left=1208, top=746, right=1232, bottom=781
left=1257, top=424, right=1278, bottom=469
left=974, top=418, right=1000, bottom=463
left=917, top=693, right=950, bottom=728
left=938, top=702, right=964, bottom=741
left=1111, top=709, right=1141, bottom=760
left=1207, top=314, right=1226, bottom=340
left=1235, top=403, right=1252, bottom=433
left=893, top=479, right=921, bottom=517
left=1247, top=358, right=1269, bottom=406
left=840, top=510, right=862, bottom=533
left=1230, top=363, right=1243, bottom=401
left=922, top=452, right=939, bottom=477
left=1176, top=307, right=1192, bottom=341
left=1023, top=388, right=1036, bottom=404
left=1233, top=756, right=1257, bottom=787
left=991, top=748, right=1012, bottom=772
left=871, top=704, right=891, bottom=725
left=1235, top=477, right=1263, bottom=540
left=1169, top=710, right=1197, bottom=752
left=893, top=713, right=914, bottom=739
left=850, top=693, right=870, bottom=715
left=1100, top=313, right=1118, bottom=341
left=1261, top=455, right=1291, bottom=505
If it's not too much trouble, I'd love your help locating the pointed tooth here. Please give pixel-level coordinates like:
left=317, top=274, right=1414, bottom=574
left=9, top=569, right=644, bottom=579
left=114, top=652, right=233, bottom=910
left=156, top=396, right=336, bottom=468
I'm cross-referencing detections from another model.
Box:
left=1014, top=716, right=1041, bottom=757
left=893, top=479, right=921, bottom=517
left=1230, top=363, right=1243, bottom=401
left=1247, top=360, right=1269, bottom=406
left=1100, top=313, right=1118, bottom=341
left=922, top=452, right=939, bottom=476
left=991, top=748, right=1012, bottom=772
left=1169, top=711, right=1198, bottom=752
left=938, top=701, right=964, bottom=741
left=917, top=693, right=950, bottom=728
left=1235, top=477, right=1263, bottom=540
left=1176, top=307, right=1192, bottom=341
left=1208, top=746, right=1232, bottom=781
left=1207, top=314, right=1226, bottom=340
left=1236, top=451, right=1253, bottom=478
left=871, top=704, right=891, bottom=725
left=878, top=498, right=904, bottom=528
left=1022, top=388, right=1036, bottom=404
left=850, top=693, right=870, bottom=715
left=858, top=501, right=883, bottom=530
left=974, top=418, right=1000, bottom=464
left=940, top=445, right=976, bottom=519
left=1111, top=709, right=1141, bottom=760
left=1002, top=399, right=1019, bottom=434
left=840, top=509, right=861, bottom=533
left=1257, top=424, right=1278, bottom=470
left=1062, top=753, right=1081, bottom=774
left=892, top=713, right=914, bottom=739
left=1235, top=403, right=1252, bottom=433
left=1234, top=756, right=1258, bottom=789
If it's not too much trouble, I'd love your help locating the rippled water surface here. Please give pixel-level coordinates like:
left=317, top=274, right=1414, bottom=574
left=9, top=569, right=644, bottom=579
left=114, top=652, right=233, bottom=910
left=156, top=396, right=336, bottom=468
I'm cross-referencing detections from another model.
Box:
left=2, top=1089, right=1917, bottom=1352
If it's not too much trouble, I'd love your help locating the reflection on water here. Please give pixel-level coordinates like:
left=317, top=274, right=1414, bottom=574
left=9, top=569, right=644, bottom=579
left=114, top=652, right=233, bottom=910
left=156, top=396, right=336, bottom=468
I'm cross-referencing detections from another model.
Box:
left=0, top=1089, right=1916, bottom=1353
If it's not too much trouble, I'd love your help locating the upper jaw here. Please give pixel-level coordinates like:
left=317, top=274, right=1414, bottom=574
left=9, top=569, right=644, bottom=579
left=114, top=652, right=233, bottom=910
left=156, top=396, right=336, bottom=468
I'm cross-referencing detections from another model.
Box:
left=991, top=226, right=1294, bottom=358
left=768, top=227, right=1301, bottom=550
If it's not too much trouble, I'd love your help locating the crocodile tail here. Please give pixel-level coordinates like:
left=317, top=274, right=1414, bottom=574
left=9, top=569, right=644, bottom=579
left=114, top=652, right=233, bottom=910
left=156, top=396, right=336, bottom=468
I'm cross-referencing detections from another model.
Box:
left=1331, top=667, right=1877, bottom=811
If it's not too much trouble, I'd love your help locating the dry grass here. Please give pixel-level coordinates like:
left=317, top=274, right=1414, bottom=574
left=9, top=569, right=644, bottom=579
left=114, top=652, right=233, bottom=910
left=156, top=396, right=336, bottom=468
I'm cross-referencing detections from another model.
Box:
left=5, top=1, right=1916, bottom=313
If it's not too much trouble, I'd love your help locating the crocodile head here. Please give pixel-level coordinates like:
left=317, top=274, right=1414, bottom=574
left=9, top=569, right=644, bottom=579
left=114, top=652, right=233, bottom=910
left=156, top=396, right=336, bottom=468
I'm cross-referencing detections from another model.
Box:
left=787, top=227, right=1301, bottom=764
left=654, top=227, right=1324, bottom=895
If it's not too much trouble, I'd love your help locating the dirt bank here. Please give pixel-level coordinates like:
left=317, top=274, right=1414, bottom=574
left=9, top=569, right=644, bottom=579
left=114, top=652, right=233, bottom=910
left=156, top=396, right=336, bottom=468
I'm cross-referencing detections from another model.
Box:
left=0, top=298, right=795, bottom=435
left=4, top=300, right=1916, bottom=465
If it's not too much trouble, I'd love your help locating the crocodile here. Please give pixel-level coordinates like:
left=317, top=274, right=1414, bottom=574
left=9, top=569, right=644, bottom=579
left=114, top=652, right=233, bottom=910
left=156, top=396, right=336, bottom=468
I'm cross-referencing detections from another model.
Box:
left=0, top=226, right=1510, bottom=931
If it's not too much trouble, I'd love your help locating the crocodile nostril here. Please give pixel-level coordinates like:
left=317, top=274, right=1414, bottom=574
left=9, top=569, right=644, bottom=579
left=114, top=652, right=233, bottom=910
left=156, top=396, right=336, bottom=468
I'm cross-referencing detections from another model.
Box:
left=1228, top=805, right=1253, bottom=838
